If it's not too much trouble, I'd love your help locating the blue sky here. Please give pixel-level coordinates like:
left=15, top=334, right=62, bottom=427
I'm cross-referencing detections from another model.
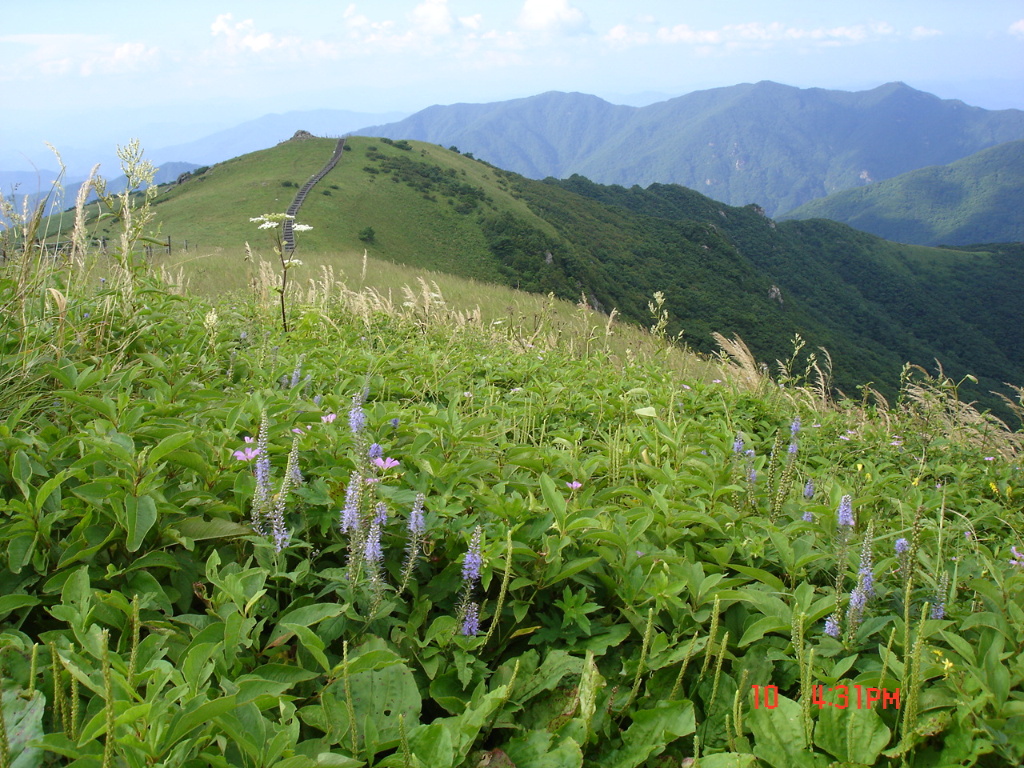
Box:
left=3, top=1, right=1023, bottom=170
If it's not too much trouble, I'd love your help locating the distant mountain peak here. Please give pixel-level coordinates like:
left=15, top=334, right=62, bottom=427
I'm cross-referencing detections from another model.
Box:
left=353, top=82, right=1024, bottom=217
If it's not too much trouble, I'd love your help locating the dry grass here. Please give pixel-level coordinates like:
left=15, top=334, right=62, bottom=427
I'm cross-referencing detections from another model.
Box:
left=899, top=364, right=1022, bottom=459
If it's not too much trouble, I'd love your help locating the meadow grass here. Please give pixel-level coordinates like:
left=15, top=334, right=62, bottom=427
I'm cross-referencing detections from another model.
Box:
left=0, top=150, right=1022, bottom=768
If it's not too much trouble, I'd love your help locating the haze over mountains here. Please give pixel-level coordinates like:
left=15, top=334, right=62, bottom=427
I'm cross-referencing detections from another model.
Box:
left=6, top=81, right=1023, bottom=247
left=357, top=81, right=1024, bottom=219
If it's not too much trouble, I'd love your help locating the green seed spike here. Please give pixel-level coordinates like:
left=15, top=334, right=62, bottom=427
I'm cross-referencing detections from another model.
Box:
left=698, top=597, right=721, bottom=684
left=623, top=607, right=655, bottom=714
left=670, top=630, right=700, bottom=701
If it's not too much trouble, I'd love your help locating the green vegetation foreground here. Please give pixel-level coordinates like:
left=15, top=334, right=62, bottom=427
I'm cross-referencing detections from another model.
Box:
left=0, top=148, right=1023, bottom=767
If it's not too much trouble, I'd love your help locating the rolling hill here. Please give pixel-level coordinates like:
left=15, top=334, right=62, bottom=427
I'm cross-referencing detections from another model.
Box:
left=61, top=135, right=1024, bottom=415
left=356, top=81, right=1024, bottom=217
left=780, top=140, right=1024, bottom=245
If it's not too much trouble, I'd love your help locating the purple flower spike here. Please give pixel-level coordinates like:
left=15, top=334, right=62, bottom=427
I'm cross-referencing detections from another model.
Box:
left=408, top=493, right=426, bottom=535
left=837, top=495, right=855, bottom=527
left=462, top=602, right=480, bottom=636
left=895, top=538, right=910, bottom=554
left=824, top=615, right=840, bottom=638
left=349, top=394, right=366, bottom=434
left=462, top=527, right=483, bottom=585
left=339, top=472, right=362, bottom=534
left=364, top=520, right=383, bottom=564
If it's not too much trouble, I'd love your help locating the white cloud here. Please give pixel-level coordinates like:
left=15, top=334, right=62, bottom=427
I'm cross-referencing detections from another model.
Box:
left=1010, top=19, right=1024, bottom=38
left=208, top=13, right=339, bottom=63
left=518, top=0, right=588, bottom=35
left=603, top=24, right=651, bottom=49
left=0, top=33, right=159, bottom=80
left=410, top=0, right=454, bottom=37
left=657, top=24, right=723, bottom=45
left=211, top=13, right=288, bottom=53
left=910, top=26, right=942, bottom=40
left=81, top=41, right=160, bottom=76
left=647, top=21, right=912, bottom=50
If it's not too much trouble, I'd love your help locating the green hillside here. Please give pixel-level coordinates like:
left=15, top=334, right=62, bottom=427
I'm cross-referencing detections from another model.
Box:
left=53, top=135, right=1024, bottom=415
left=781, top=140, right=1024, bottom=245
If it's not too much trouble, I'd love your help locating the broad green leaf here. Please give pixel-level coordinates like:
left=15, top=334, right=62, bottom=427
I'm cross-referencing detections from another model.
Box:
left=748, top=694, right=829, bottom=768
left=729, top=564, right=787, bottom=592
left=340, top=638, right=422, bottom=755
left=693, top=756, right=758, bottom=768
left=410, top=721, right=454, bottom=768
left=345, top=648, right=404, bottom=676
left=125, top=494, right=158, bottom=552
left=0, top=595, right=40, bottom=619
left=315, top=753, right=366, bottom=767
left=605, top=700, right=695, bottom=768
left=147, top=432, right=195, bottom=467
left=270, top=603, right=346, bottom=644
left=539, top=474, right=567, bottom=520
left=503, top=730, right=583, bottom=768
left=11, top=450, right=32, bottom=499
left=739, top=615, right=790, bottom=646
left=814, top=696, right=891, bottom=764
left=545, top=557, right=601, bottom=587
left=2, top=688, right=45, bottom=768
left=167, top=695, right=238, bottom=745
left=175, top=516, right=251, bottom=541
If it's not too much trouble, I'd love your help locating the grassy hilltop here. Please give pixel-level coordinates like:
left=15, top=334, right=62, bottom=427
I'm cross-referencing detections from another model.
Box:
left=51, top=135, right=1024, bottom=417
left=1, top=151, right=1023, bottom=766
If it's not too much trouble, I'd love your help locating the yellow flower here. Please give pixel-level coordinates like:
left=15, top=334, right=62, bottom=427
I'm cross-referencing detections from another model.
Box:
left=912, top=477, right=920, bottom=487
left=990, top=482, right=999, bottom=494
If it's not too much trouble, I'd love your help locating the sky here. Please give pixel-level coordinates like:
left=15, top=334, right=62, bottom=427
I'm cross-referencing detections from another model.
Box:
left=2, top=0, right=1023, bottom=172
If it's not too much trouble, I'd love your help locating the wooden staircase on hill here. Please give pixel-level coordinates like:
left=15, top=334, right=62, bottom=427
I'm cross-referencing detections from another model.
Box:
left=283, top=137, right=346, bottom=252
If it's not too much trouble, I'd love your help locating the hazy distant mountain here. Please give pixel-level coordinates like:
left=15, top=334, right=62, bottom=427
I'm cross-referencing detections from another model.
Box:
left=150, top=109, right=408, bottom=166
left=781, top=140, right=1024, bottom=245
left=357, top=82, right=1024, bottom=216
left=0, top=170, right=63, bottom=196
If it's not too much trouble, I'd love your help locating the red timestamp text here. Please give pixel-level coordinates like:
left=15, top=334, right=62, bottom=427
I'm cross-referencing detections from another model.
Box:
left=750, top=684, right=900, bottom=710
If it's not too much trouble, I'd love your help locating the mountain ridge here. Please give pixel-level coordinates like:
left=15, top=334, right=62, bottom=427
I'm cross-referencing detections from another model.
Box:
left=781, top=139, right=1024, bottom=245
left=356, top=81, right=1024, bottom=217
